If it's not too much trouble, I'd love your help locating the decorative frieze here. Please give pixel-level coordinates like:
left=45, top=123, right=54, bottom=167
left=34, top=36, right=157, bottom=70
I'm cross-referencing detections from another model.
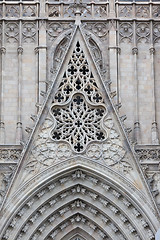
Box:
left=135, top=147, right=160, bottom=162
left=0, top=3, right=37, bottom=19
left=0, top=147, right=22, bottom=162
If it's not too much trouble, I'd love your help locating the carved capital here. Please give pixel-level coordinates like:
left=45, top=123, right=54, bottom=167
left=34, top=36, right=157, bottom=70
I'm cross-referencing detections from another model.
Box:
left=1, top=47, right=6, bottom=55
left=132, top=47, right=138, bottom=55
left=17, top=47, right=23, bottom=55
left=150, top=47, right=155, bottom=55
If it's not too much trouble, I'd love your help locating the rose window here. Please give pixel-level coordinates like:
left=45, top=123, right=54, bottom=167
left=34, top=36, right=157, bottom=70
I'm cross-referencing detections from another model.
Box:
left=51, top=94, right=107, bottom=152
left=51, top=41, right=107, bottom=153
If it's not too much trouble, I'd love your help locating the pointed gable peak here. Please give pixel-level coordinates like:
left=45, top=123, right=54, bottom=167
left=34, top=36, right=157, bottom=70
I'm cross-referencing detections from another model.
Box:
left=3, top=27, right=158, bottom=216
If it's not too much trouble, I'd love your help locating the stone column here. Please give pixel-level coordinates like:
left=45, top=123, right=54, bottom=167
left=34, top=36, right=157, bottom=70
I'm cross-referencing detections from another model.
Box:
left=150, top=22, right=159, bottom=144
left=38, top=23, right=47, bottom=104
left=150, top=47, right=159, bottom=144
left=38, top=0, right=47, bottom=104
left=0, top=21, right=6, bottom=144
left=16, top=19, right=23, bottom=144
left=16, top=46, right=23, bottom=144
left=133, top=21, right=141, bottom=144
left=108, top=0, right=118, bottom=103
left=117, top=21, right=121, bottom=107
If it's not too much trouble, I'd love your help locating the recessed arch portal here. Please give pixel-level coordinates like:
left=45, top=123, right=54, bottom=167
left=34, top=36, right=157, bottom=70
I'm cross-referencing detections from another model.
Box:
left=0, top=161, right=157, bottom=240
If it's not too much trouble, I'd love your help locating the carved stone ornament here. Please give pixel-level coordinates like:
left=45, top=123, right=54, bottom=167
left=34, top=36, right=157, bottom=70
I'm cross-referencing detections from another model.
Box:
left=136, top=148, right=160, bottom=162
left=82, top=22, right=108, bottom=41
left=22, top=5, right=36, bottom=17
left=0, top=149, right=21, bottom=162
left=51, top=36, right=71, bottom=74
left=48, top=5, right=60, bottom=17
left=5, top=22, right=19, bottom=43
left=153, top=6, right=160, bottom=18
left=119, top=5, right=133, bottom=18
left=94, top=5, right=107, bottom=18
left=22, top=22, right=36, bottom=43
left=63, top=2, right=91, bottom=18
left=47, top=22, right=74, bottom=42
left=153, top=23, right=160, bottom=43
left=5, top=5, right=19, bottom=18
left=92, top=23, right=108, bottom=38
left=119, top=22, right=133, bottom=43
left=87, top=37, right=103, bottom=72
left=136, top=22, right=150, bottom=43
left=0, top=165, right=16, bottom=206
left=25, top=41, right=132, bottom=175
left=51, top=93, right=106, bottom=152
left=136, top=6, right=150, bottom=18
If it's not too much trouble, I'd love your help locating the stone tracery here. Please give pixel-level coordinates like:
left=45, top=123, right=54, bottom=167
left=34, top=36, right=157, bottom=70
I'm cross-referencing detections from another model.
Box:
left=51, top=41, right=107, bottom=152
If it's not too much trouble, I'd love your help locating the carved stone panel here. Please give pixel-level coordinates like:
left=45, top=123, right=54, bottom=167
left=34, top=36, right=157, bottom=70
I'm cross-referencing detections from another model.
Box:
left=82, top=22, right=108, bottom=41
left=153, top=23, right=160, bottom=43
left=119, top=5, right=133, bottom=18
left=153, top=5, right=160, bottom=18
left=136, top=6, right=150, bottom=18
left=22, top=5, right=37, bottom=17
left=0, top=164, right=17, bottom=207
left=136, top=22, right=150, bottom=43
left=5, top=5, right=20, bottom=18
left=5, top=22, right=19, bottom=43
left=119, top=22, right=133, bottom=43
left=22, top=22, right=37, bottom=43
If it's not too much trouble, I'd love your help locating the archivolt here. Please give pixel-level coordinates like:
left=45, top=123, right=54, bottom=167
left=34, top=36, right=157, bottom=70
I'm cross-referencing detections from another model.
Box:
left=1, top=163, right=156, bottom=240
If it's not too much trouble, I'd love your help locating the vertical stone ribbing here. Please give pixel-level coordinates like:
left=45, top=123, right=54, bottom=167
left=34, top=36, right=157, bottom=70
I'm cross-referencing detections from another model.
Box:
left=150, top=20, right=159, bottom=144
left=16, top=19, right=23, bottom=144
left=108, top=0, right=118, bottom=103
left=0, top=20, right=6, bottom=144
left=38, top=0, right=47, bottom=104
left=133, top=21, right=141, bottom=144
left=150, top=53, right=159, bottom=144
left=117, top=21, right=121, bottom=107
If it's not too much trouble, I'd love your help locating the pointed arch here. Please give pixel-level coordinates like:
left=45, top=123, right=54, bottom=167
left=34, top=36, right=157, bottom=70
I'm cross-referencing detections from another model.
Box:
left=0, top=162, right=158, bottom=240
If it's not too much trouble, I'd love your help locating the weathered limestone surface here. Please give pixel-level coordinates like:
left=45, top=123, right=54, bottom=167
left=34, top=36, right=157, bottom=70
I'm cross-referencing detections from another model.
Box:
left=0, top=0, right=160, bottom=239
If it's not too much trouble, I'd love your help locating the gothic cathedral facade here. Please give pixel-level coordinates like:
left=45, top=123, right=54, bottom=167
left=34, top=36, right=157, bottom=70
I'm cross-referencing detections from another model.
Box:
left=0, top=0, right=160, bottom=239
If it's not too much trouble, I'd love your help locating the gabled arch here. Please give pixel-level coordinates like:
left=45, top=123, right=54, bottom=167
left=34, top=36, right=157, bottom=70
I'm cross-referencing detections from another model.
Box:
left=1, top=26, right=159, bottom=240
